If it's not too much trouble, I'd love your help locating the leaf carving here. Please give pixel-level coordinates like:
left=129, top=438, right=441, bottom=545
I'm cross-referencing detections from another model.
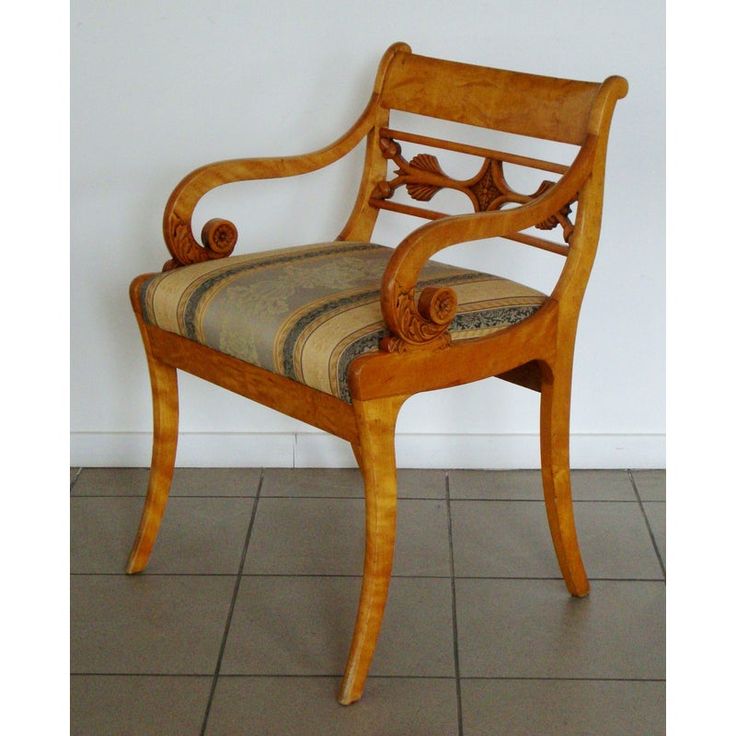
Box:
left=409, top=153, right=444, bottom=175
left=405, top=154, right=446, bottom=201
left=379, top=285, right=457, bottom=352
left=530, top=181, right=575, bottom=241
left=406, top=182, right=441, bottom=202
left=371, top=135, right=577, bottom=243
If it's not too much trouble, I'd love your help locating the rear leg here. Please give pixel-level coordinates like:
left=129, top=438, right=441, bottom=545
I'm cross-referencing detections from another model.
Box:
left=539, top=361, right=589, bottom=597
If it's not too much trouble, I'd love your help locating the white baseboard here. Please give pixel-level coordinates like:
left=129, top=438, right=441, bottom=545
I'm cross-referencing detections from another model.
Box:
left=71, top=431, right=665, bottom=469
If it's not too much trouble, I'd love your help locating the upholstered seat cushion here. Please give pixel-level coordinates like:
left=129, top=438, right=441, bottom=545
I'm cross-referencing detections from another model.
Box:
left=138, top=242, right=546, bottom=401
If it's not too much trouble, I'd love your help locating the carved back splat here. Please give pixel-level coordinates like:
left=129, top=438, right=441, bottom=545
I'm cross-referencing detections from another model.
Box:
left=370, top=134, right=576, bottom=243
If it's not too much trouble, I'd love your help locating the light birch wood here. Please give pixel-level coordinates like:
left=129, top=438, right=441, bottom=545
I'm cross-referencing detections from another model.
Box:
left=339, top=396, right=406, bottom=705
left=539, top=359, right=589, bottom=596
left=126, top=43, right=627, bottom=704
left=126, top=277, right=180, bottom=574
left=379, top=127, right=570, bottom=174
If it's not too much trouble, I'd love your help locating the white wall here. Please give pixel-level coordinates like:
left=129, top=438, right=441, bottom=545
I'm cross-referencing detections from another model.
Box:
left=71, top=0, right=664, bottom=468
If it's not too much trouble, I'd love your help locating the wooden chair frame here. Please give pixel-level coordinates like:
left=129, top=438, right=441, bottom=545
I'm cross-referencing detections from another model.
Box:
left=127, top=43, right=627, bottom=705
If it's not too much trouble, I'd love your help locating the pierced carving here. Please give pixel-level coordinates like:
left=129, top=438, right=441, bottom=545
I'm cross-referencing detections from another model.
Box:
left=527, top=181, right=575, bottom=242
left=468, top=159, right=505, bottom=211
left=163, top=214, right=238, bottom=271
left=405, top=154, right=446, bottom=202
left=379, top=136, right=401, bottom=159
left=373, top=135, right=577, bottom=242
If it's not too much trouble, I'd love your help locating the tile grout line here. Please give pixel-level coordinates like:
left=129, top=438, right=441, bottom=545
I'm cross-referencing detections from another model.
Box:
left=448, top=498, right=641, bottom=503
left=69, top=572, right=667, bottom=582
left=445, top=471, right=464, bottom=736
left=72, top=494, right=261, bottom=499
left=199, top=468, right=264, bottom=736
left=628, top=470, right=666, bottom=578
left=71, top=494, right=449, bottom=500
left=67, top=494, right=655, bottom=502
left=70, top=672, right=666, bottom=682
left=70, top=498, right=666, bottom=505
left=457, top=675, right=668, bottom=682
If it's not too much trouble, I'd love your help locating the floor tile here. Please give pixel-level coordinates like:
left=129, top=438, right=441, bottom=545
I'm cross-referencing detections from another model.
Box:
left=461, top=679, right=665, bottom=736
left=452, top=500, right=558, bottom=578
left=69, top=466, right=667, bottom=733
left=261, top=468, right=446, bottom=498
left=261, top=468, right=362, bottom=497
left=71, top=467, right=81, bottom=486
left=455, top=579, right=664, bottom=678
left=449, top=470, right=541, bottom=500
left=398, top=469, right=447, bottom=498
left=449, top=469, right=635, bottom=500
left=71, top=467, right=149, bottom=496
left=71, top=497, right=253, bottom=574
left=633, top=470, right=666, bottom=500
left=643, top=502, right=666, bottom=567
left=573, top=502, right=663, bottom=579
left=243, top=498, right=450, bottom=576
left=206, top=676, right=458, bottom=735
left=221, top=576, right=454, bottom=676
left=71, top=675, right=211, bottom=736
left=71, top=575, right=234, bottom=674
left=451, top=501, right=662, bottom=579
left=571, top=470, right=638, bottom=500
left=71, top=467, right=261, bottom=497
left=170, top=467, right=261, bottom=496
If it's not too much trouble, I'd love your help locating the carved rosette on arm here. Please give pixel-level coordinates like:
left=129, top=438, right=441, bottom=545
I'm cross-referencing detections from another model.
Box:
left=163, top=213, right=239, bottom=271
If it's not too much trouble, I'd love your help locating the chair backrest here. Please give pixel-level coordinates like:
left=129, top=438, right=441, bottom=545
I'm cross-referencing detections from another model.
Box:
left=340, top=43, right=627, bottom=281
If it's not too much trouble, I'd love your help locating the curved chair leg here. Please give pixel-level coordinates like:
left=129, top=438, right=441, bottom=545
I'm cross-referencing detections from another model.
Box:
left=539, top=361, right=589, bottom=597
left=338, top=396, right=405, bottom=705
left=126, top=351, right=179, bottom=574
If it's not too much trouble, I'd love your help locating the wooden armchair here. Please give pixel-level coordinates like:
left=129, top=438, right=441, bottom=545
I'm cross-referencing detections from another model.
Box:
left=127, top=43, right=627, bottom=704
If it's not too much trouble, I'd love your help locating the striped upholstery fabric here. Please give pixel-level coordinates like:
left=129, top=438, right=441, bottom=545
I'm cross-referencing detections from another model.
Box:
left=138, top=242, right=546, bottom=402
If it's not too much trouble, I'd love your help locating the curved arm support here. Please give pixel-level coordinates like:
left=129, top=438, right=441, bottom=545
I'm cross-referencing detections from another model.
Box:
left=379, top=134, right=598, bottom=351
left=162, top=95, right=380, bottom=269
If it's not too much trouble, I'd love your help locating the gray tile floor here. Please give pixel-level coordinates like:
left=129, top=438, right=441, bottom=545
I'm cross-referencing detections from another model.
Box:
left=70, top=468, right=665, bottom=735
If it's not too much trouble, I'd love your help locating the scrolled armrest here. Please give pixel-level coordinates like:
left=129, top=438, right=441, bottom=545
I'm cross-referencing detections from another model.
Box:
left=161, top=97, right=378, bottom=269
left=379, top=135, right=598, bottom=352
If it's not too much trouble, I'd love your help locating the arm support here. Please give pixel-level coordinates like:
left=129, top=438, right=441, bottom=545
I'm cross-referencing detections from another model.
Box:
left=378, top=134, right=598, bottom=351
left=162, top=96, right=379, bottom=269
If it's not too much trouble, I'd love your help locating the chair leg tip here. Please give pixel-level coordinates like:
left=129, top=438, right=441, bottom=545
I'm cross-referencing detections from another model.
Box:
left=567, top=578, right=590, bottom=598
left=125, top=556, right=147, bottom=575
left=337, top=680, right=363, bottom=706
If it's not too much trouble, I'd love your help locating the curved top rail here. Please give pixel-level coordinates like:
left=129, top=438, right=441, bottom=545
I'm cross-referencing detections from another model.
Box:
left=380, top=50, right=601, bottom=145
